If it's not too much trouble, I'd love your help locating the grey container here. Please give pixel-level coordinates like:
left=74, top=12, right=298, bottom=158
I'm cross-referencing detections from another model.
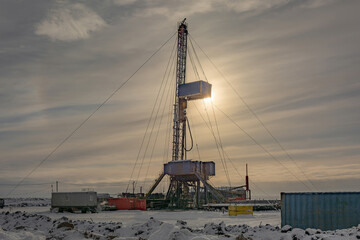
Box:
left=52, top=192, right=98, bottom=212
left=281, top=192, right=360, bottom=230
left=164, top=160, right=215, bottom=176
left=178, top=80, right=211, bottom=100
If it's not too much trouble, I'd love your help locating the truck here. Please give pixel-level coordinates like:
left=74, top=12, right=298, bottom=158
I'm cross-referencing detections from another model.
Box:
left=0, top=198, right=4, bottom=209
left=51, top=192, right=98, bottom=213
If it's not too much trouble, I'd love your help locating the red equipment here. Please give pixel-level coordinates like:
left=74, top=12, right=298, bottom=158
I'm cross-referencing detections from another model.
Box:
left=108, top=198, right=146, bottom=211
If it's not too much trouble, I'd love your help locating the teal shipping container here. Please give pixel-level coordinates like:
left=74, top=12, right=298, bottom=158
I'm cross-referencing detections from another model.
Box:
left=281, top=192, right=360, bottom=230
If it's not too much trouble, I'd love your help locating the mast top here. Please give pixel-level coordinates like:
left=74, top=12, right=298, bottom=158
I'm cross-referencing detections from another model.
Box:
left=178, top=18, right=188, bottom=29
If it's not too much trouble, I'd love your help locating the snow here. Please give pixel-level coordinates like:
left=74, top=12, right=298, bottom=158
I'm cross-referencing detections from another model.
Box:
left=3, top=198, right=50, bottom=207
left=2, top=206, right=280, bottom=227
left=1, top=204, right=360, bottom=239
left=280, top=225, right=292, bottom=232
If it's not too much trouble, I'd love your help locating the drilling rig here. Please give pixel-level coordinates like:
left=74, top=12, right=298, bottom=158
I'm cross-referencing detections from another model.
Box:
left=146, top=19, right=226, bottom=208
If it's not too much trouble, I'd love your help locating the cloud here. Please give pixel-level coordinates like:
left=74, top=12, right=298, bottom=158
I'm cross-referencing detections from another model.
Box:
left=132, top=0, right=213, bottom=19
left=219, top=0, right=290, bottom=13
left=132, top=0, right=289, bottom=19
left=299, top=0, right=337, bottom=9
left=131, top=0, right=341, bottom=20
left=112, top=0, right=137, bottom=6
left=35, top=2, right=106, bottom=41
left=219, top=0, right=338, bottom=12
left=137, top=6, right=170, bottom=18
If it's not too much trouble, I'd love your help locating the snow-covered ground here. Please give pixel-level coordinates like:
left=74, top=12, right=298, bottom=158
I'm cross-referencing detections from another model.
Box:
left=3, top=198, right=50, bottom=207
left=2, top=206, right=280, bottom=228
left=1, top=203, right=360, bottom=239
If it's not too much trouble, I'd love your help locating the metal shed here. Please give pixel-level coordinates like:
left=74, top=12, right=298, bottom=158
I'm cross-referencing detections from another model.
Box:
left=51, top=191, right=98, bottom=213
left=281, top=192, right=360, bottom=230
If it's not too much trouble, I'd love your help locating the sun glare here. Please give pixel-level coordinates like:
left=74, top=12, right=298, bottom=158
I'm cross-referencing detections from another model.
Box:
left=203, top=92, right=214, bottom=104
left=203, top=97, right=212, bottom=103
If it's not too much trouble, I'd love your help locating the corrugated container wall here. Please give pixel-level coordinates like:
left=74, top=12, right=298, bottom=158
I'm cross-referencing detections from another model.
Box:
left=51, top=192, right=98, bottom=208
left=178, top=81, right=211, bottom=100
left=281, top=192, right=360, bottom=230
left=164, top=160, right=215, bottom=176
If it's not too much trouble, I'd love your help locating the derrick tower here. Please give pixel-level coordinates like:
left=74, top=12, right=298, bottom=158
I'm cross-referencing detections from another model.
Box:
left=146, top=19, right=225, bottom=208
left=172, top=18, right=188, bottom=161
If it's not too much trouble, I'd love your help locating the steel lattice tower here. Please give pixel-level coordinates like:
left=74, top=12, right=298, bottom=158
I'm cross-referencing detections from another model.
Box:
left=172, top=19, right=188, bottom=161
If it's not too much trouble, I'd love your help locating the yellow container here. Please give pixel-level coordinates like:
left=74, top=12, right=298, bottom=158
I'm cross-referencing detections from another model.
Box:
left=228, top=206, right=253, bottom=216
left=228, top=210, right=237, bottom=216
left=228, top=206, right=237, bottom=211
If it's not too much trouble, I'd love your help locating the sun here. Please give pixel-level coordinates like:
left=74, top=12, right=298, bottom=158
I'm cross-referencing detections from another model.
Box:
left=203, top=91, right=214, bottom=104
left=203, top=97, right=212, bottom=103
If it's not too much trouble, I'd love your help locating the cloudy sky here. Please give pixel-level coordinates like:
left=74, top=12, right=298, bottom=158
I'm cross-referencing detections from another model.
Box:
left=1, top=0, right=359, bottom=198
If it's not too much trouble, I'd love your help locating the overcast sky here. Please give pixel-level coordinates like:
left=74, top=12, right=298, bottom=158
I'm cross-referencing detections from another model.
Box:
left=1, top=0, right=359, bottom=198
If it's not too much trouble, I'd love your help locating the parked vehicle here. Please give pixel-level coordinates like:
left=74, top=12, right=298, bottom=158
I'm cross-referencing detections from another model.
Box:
left=0, top=198, right=4, bottom=209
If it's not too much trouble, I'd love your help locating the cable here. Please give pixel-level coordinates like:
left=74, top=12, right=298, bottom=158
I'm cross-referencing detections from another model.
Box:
left=189, top=37, right=208, bottom=82
left=190, top=37, right=233, bottom=183
left=184, top=117, right=194, bottom=151
left=213, top=104, right=313, bottom=191
left=189, top=34, right=317, bottom=191
left=5, top=32, right=176, bottom=198
left=141, top=45, right=178, bottom=190
left=203, top=102, right=231, bottom=187
left=193, top=102, right=232, bottom=187
left=194, top=100, right=278, bottom=204
left=208, top=99, right=232, bottom=187
left=161, top=81, right=176, bottom=193
left=163, top=77, right=176, bottom=163
left=187, top=43, right=200, bottom=80
left=126, top=33, right=177, bottom=192
left=193, top=102, right=282, bottom=208
left=133, top=37, right=177, bottom=191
